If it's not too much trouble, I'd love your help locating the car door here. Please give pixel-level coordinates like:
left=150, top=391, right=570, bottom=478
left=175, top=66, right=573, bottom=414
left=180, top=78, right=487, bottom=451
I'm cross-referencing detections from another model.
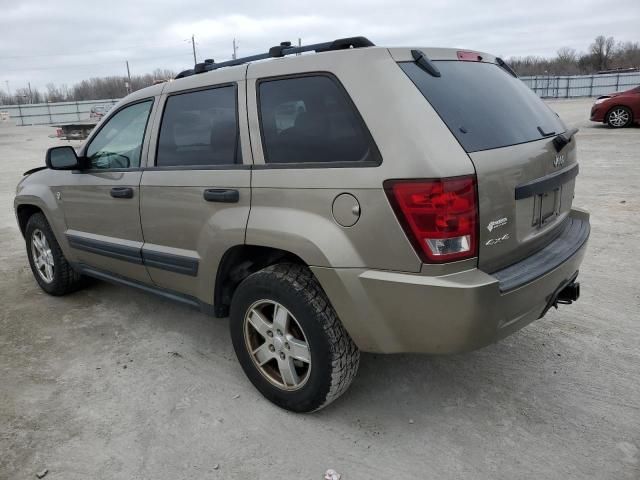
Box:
left=61, top=97, right=156, bottom=283
left=139, top=67, right=252, bottom=304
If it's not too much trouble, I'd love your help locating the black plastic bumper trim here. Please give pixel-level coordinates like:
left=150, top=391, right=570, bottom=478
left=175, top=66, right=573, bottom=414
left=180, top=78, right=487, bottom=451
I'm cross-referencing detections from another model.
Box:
left=515, top=163, right=579, bottom=200
left=141, top=250, right=199, bottom=277
left=492, top=216, right=590, bottom=292
left=67, top=234, right=142, bottom=264
left=67, top=234, right=199, bottom=276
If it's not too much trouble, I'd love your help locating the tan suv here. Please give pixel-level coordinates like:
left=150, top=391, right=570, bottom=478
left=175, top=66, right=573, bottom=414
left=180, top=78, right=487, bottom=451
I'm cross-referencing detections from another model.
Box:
left=14, top=37, right=590, bottom=412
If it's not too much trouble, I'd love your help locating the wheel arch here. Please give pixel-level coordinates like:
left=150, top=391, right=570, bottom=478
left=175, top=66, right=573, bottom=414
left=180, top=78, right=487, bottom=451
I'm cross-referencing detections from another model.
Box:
left=16, top=203, right=45, bottom=238
left=213, top=244, right=308, bottom=317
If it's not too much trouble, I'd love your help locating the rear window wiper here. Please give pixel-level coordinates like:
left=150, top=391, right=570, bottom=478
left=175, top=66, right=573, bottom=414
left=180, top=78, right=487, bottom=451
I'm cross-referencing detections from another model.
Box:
left=411, top=50, right=441, bottom=77
left=537, top=126, right=556, bottom=137
left=496, top=57, right=518, bottom=78
left=553, top=127, right=579, bottom=152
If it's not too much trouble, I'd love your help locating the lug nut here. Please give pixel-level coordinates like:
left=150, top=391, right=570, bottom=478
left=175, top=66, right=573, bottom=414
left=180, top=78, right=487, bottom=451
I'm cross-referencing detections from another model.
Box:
left=279, top=352, right=286, bottom=360
left=285, top=342, right=290, bottom=350
left=267, top=331, right=273, bottom=337
left=269, top=345, right=275, bottom=352
left=276, top=329, right=282, bottom=337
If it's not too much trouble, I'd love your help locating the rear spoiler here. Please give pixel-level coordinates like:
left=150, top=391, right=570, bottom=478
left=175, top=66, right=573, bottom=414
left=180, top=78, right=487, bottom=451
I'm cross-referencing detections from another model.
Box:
left=553, top=128, right=579, bottom=152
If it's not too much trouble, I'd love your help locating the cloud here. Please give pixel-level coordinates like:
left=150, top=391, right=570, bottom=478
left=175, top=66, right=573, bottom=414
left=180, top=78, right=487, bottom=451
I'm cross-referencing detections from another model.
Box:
left=0, top=0, right=638, bottom=90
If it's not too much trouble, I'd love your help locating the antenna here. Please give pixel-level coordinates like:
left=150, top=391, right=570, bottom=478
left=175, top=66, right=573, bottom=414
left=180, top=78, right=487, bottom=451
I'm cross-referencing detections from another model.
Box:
left=187, top=35, right=197, bottom=64
left=125, top=61, right=132, bottom=94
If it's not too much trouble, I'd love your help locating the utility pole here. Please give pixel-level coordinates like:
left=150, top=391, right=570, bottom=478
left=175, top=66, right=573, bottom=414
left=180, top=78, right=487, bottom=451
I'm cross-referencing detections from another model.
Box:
left=232, top=38, right=238, bottom=60
left=191, top=34, right=197, bottom=64
left=297, top=38, right=302, bottom=55
left=5, top=80, right=11, bottom=99
left=27, top=82, right=33, bottom=103
left=125, top=61, right=132, bottom=94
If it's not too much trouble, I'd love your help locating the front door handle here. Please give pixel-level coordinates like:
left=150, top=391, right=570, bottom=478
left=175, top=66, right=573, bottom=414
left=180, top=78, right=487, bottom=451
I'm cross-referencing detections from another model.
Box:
left=110, top=187, right=134, bottom=199
left=203, top=189, right=239, bottom=203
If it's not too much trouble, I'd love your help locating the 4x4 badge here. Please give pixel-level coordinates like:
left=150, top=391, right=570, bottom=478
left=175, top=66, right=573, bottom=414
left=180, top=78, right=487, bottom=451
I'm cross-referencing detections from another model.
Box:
left=486, top=233, right=510, bottom=246
left=554, top=153, right=566, bottom=168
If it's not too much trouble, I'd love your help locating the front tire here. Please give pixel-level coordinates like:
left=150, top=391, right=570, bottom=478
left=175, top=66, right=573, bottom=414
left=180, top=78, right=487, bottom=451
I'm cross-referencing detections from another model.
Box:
left=606, top=106, right=632, bottom=128
left=230, top=263, right=360, bottom=412
left=25, top=213, right=85, bottom=295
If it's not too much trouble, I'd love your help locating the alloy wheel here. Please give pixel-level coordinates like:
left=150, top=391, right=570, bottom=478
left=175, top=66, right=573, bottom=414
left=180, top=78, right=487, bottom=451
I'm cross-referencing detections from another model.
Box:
left=609, top=108, right=630, bottom=127
left=31, top=229, right=55, bottom=283
left=243, top=300, right=311, bottom=390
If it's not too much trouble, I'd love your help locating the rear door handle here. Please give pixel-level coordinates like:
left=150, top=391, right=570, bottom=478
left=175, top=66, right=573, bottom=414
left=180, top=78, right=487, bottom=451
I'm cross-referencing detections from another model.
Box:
left=203, top=189, right=239, bottom=203
left=110, top=187, right=134, bottom=199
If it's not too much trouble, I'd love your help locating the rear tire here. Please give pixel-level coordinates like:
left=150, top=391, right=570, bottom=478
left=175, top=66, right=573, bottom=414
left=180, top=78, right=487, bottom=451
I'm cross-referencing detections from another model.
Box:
left=25, top=213, right=85, bottom=296
left=230, top=263, right=360, bottom=412
left=606, top=106, right=632, bottom=128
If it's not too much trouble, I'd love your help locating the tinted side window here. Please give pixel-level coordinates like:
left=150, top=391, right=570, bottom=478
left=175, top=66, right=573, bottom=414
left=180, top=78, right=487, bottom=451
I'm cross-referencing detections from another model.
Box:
left=258, top=75, right=378, bottom=165
left=86, top=100, right=153, bottom=169
left=157, top=86, right=239, bottom=167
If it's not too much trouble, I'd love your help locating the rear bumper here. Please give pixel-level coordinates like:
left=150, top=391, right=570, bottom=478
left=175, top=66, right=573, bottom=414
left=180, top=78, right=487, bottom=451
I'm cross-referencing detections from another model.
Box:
left=312, top=208, right=590, bottom=354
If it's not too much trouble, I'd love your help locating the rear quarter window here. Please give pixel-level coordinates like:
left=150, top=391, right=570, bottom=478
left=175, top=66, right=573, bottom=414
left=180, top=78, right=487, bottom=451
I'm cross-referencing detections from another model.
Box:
left=400, top=61, right=566, bottom=152
left=257, top=74, right=380, bottom=165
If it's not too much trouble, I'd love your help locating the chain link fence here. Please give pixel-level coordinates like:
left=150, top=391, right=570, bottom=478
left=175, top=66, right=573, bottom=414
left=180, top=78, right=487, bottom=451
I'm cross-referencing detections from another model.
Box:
left=521, top=71, right=640, bottom=98
left=2, top=71, right=640, bottom=126
left=0, top=99, right=120, bottom=126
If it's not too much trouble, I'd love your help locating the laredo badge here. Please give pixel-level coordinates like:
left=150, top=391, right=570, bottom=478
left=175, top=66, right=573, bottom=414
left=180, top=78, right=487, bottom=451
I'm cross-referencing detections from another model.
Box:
left=487, top=217, right=508, bottom=232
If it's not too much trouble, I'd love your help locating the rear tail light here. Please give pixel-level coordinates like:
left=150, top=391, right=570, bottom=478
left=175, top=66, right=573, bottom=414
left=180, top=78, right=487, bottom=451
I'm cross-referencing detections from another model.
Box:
left=384, top=176, right=478, bottom=263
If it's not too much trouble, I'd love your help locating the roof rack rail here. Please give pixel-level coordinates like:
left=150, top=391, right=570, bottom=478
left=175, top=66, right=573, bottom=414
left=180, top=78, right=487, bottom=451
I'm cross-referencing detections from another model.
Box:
left=175, top=36, right=375, bottom=79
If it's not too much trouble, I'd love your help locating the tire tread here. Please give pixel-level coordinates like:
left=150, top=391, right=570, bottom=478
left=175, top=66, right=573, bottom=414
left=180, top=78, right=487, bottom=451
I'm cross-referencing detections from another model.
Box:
left=233, top=262, right=360, bottom=411
left=26, top=213, right=84, bottom=296
left=264, top=263, right=360, bottom=410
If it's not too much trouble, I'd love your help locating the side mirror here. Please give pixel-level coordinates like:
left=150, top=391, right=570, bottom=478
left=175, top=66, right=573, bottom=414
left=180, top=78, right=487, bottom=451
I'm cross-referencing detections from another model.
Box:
left=45, top=146, right=81, bottom=170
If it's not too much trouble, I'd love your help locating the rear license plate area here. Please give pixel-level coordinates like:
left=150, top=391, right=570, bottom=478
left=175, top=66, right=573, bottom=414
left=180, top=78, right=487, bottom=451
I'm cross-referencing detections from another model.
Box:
left=532, top=188, right=560, bottom=228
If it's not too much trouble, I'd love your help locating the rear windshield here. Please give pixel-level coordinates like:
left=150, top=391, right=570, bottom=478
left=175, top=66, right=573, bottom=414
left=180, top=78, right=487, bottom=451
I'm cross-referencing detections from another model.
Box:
left=399, top=60, right=566, bottom=152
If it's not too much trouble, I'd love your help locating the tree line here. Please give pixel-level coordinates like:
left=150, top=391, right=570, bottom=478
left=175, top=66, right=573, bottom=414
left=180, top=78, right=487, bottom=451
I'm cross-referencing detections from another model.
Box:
left=508, top=36, right=640, bottom=76
left=0, top=68, right=175, bottom=105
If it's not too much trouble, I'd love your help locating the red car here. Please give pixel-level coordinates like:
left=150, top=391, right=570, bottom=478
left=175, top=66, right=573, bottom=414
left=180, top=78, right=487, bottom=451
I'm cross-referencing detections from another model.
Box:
left=590, top=85, right=640, bottom=128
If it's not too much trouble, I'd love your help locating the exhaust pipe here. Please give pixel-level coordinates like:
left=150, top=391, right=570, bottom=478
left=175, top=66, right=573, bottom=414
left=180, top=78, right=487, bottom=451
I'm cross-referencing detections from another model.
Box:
left=557, top=281, right=580, bottom=303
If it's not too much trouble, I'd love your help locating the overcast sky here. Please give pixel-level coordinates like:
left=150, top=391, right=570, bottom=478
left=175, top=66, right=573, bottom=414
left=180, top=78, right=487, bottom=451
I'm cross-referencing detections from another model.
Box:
left=1, top=0, right=639, bottom=92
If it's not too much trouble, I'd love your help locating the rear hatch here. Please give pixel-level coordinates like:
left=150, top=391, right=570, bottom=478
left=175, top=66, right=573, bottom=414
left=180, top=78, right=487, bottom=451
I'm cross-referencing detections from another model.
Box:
left=397, top=52, right=578, bottom=272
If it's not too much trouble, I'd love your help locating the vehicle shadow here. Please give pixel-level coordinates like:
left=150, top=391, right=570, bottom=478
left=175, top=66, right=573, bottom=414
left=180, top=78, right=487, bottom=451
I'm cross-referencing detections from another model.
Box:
left=335, top=345, right=540, bottom=412
left=315, top=323, right=567, bottom=420
left=586, top=123, right=640, bottom=130
left=62, top=279, right=571, bottom=422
